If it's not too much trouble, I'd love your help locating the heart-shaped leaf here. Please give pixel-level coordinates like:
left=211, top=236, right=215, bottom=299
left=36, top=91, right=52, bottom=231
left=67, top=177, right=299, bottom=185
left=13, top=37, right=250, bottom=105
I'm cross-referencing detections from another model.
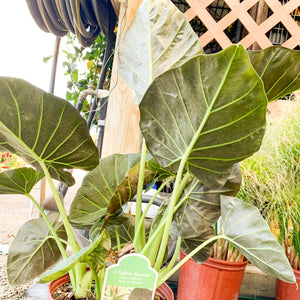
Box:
left=0, top=77, right=99, bottom=186
left=40, top=230, right=110, bottom=283
left=221, top=196, right=295, bottom=283
left=172, top=165, right=241, bottom=262
left=180, top=226, right=215, bottom=263
left=7, top=212, right=67, bottom=285
left=249, top=46, right=300, bottom=102
left=69, top=154, right=155, bottom=229
left=90, top=214, right=135, bottom=243
left=140, top=45, right=267, bottom=188
left=174, top=177, right=221, bottom=239
left=118, top=0, right=203, bottom=104
left=0, top=167, right=44, bottom=194
left=174, top=164, right=241, bottom=238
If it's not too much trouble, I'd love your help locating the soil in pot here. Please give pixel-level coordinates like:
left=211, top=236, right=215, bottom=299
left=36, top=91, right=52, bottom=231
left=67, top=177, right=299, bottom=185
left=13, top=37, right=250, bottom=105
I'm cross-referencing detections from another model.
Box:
left=177, top=252, right=248, bottom=300
left=276, top=268, right=300, bottom=299
left=48, top=273, right=174, bottom=300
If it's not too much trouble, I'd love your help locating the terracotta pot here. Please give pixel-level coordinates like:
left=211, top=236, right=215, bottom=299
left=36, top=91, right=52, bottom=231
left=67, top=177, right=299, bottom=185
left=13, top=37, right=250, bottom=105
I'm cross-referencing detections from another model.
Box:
left=276, top=268, right=300, bottom=299
left=48, top=272, right=174, bottom=300
left=177, top=252, right=248, bottom=300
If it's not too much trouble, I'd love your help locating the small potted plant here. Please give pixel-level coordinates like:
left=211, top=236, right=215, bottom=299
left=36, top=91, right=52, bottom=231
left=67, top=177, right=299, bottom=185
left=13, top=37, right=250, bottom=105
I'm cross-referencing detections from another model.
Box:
left=239, top=104, right=300, bottom=299
left=1, top=1, right=300, bottom=299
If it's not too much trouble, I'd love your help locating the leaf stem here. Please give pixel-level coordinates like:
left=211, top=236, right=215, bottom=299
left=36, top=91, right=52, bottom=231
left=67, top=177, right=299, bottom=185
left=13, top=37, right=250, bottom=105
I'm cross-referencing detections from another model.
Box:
left=133, top=176, right=174, bottom=247
left=26, top=194, right=68, bottom=258
left=140, top=173, right=190, bottom=266
left=134, top=138, right=147, bottom=252
left=39, top=164, right=80, bottom=252
left=156, top=237, right=181, bottom=285
left=115, top=225, right=121, bottom=251
left=153, top=165, right=190, bottom=270
left=90, top=266, right=101, bottom=300
left=38, top=162, right=84, bottom=291
left=27, top=193, right=77, bottom=287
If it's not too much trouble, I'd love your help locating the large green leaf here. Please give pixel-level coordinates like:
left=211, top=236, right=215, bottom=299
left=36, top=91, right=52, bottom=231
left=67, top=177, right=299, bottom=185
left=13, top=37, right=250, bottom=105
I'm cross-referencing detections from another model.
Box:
left=90, top=214, right=135, bottom=243
left=174, top=164, right=241, bottom=239
left=0, top=167, right=44, bottom=194
left=140, top=45, right=267, bottom=188
left=171, top=165, right=240, bottom=262
left=180, top=226, right=215, bottom=263
left=90, top=213, right=153, bottom=246
left=7, top=212, right=67, bottom=285
left=40, top=230, right=110, bottom=283
left=118, top=0, right=203, bottom=104
left=69, top=154, right=155, bottom=229
left=249, top=46, right=300, bottom=102
left=221, top=196, right=295, bottom=283
left=174, top=177, right=221, bottom=239
left=0, top=77, right=99, bottom=186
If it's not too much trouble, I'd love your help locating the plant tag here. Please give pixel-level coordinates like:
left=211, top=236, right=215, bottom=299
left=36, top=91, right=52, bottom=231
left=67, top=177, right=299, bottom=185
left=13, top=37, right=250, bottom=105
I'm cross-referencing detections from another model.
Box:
left=101, top=253, right=158, bottom=300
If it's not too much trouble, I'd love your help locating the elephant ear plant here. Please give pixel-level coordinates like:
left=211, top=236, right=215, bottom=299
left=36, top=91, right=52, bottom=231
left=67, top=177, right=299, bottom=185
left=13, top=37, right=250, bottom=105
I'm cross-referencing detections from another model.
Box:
left=1, top=0, right=300, bottom=299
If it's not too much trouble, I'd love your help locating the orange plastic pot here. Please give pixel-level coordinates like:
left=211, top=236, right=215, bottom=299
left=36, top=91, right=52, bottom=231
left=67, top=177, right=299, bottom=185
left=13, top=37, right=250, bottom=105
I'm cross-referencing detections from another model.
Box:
left=47, top=273, right=70, bottom=300
left=48, top=272, right=174, bottom=300
left=177, top=252, right=248, bottom=300
left=276, top=268, right=300, bottom=299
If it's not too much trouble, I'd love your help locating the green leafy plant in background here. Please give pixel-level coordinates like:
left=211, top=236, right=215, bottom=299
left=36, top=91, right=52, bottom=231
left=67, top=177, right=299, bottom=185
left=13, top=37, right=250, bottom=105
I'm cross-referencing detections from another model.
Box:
left=239, top=101, right=300, bottom=270
left=1, top=0, right=300, bottom=299
left=61, top=32, right=112, bottom=121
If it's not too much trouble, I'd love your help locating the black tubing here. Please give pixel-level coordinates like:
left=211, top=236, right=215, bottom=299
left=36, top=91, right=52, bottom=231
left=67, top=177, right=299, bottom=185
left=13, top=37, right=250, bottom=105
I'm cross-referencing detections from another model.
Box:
left=87, top=12, right=116, bottom=129
left=26, top=0, right=117, bottom=46
left=36, top=0, right=68, bottom=37
left=26, top=0, right=49, bottom=33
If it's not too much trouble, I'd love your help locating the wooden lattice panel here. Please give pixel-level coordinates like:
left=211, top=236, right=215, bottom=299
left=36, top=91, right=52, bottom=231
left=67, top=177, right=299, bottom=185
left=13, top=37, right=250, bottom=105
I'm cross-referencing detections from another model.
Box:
left=184, top=0, right=300, bottom=50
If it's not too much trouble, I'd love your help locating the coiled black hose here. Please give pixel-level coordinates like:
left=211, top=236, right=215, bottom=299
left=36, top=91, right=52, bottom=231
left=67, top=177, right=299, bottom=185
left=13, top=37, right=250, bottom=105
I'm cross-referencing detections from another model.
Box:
left=26, top=0, right=117, bottom=46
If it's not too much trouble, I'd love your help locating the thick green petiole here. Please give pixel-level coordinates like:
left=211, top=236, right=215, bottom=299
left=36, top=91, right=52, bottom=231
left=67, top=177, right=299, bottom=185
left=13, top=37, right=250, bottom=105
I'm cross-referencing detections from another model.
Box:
left=133, top=176, right=174, bottom=247
left=27, top=193, right=68, bottom=259
left=153, top=162, right=190, bottom=270
left=38, top=161, right=85, bottom=294
left=134, top=139, right=148, bottom=252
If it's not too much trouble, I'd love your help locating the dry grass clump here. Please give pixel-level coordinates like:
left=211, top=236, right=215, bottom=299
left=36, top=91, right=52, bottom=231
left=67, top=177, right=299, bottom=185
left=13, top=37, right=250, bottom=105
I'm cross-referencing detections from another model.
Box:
left=239, top=100, right=300, bottom=269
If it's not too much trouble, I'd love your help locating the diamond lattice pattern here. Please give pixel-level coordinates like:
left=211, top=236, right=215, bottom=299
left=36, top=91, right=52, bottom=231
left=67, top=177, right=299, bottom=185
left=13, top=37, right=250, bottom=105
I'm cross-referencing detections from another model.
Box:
left=183, top=0, right=300, bottom=50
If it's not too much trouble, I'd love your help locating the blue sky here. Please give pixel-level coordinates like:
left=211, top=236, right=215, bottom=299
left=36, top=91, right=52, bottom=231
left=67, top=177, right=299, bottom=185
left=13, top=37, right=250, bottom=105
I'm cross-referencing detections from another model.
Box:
left=0, top=1, right=67, bottom=97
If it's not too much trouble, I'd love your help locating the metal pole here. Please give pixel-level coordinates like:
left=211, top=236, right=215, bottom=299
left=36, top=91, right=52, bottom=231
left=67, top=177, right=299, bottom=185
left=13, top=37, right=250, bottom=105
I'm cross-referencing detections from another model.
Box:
left=40, top=37, right=61, bottom=206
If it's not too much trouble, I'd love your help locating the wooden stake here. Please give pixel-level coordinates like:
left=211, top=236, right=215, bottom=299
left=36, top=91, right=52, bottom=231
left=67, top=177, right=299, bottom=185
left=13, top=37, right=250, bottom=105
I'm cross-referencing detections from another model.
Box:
left=102, top=0, right=143, bottom=157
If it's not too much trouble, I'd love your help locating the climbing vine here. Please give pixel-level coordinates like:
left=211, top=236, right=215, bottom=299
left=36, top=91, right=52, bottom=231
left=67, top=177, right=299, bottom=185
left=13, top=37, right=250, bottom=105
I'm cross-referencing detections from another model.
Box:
left=61, top=32, right=113, bottom=120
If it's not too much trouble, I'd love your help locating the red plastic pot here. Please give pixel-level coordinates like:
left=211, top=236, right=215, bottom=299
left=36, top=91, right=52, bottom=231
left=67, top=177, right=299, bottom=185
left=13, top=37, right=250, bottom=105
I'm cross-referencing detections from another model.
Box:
left=276, top=268, right=300, bottom=299
left=47, top=273, right=70, bottom=299
left=48, top=272, right=174, bottom=300
left=177, top=252, right=248, bottom=300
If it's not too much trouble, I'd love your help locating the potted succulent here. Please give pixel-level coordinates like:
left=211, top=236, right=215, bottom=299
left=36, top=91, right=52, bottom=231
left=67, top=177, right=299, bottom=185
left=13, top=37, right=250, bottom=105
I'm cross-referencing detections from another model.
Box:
left=239, top=104, right=300, bottom=299
left=1, top=0, right=300, bottom=299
